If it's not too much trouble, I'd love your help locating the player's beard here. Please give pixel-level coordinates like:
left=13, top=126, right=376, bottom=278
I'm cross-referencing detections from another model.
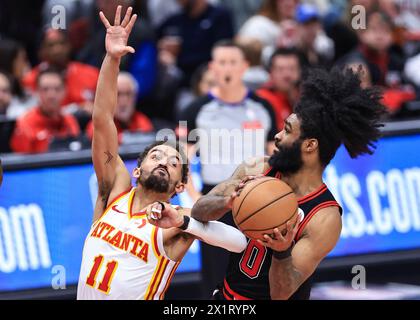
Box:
left=138, top=167, right=171, bottom=194
left=269, top=139, right=304, bottom=175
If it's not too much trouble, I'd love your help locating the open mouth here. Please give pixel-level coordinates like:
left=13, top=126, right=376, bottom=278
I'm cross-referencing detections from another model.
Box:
left=154, top=167, right=169, bottom=177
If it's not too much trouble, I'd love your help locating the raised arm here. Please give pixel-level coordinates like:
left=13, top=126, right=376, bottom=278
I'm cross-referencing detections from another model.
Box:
left=259, top=207, right=342, bottom=300
left=91, top=6, right=137, bottom=223
left=191, top=156, right=269, bottom=222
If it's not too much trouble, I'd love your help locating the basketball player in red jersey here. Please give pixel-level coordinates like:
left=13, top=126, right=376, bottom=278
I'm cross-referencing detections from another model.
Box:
left=191, top=67, right=387, bottom=300
left=77, top=6, right=247, bottom=300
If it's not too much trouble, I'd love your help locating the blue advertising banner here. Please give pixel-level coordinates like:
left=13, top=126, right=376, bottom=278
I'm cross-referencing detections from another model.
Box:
left=0, top=133, right=419, bottom=292
left=325, top=134, right=420, bottom=257
left=0, top=160, right=200, bottom=292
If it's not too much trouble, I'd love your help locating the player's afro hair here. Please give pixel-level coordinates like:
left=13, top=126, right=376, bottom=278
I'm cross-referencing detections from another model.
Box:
left=294, top=67, right=387, bottom=167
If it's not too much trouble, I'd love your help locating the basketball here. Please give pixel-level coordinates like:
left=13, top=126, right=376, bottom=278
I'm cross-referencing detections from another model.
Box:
left=232, top=177, right=299, bottom=240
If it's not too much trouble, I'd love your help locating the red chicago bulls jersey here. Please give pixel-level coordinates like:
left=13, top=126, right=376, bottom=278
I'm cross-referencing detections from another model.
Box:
left=221, top=167, right=342, bottom=300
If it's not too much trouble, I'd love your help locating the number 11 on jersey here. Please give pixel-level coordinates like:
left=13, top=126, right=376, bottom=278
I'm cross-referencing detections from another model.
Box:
left=86, top=255, right=118, bottom=294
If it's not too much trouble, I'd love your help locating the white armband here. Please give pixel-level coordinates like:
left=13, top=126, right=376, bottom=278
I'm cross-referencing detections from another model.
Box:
left=183, top=217, right=247, bottom=253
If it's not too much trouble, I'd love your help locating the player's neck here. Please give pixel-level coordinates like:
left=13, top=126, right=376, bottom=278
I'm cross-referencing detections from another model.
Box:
left=212, top=85, right=248, bottom=103
left=132, top=186, right=169, bottom=212
left=281, top=166, right=324, bottom=199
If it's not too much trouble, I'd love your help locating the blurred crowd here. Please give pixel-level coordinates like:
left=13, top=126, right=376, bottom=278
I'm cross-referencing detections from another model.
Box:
left=1, top=0, right=420, bottom=155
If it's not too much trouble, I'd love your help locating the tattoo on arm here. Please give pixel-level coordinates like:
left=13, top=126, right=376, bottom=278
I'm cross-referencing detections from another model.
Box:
left=190, top=163, right=249, bottom=221
left=270, top=257, right=303, bottom=299
left=191, top=179, right=240, bottom=221
left=104, top=151, right=113, bottom=165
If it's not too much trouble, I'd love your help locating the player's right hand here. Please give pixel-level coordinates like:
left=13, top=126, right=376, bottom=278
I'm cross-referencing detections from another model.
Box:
left=99, top=5, right=137, bottom=59
left=146, top=202, right=184, bottom=229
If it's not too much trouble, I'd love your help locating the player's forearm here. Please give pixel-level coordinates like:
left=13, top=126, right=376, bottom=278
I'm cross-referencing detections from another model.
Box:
left=191, top=195, right=232, bottom=222
left=92, top=54, right=121, bottom=124
left=181, top=216, right=247, bottom=253
left=269, top=256, right=304, bottom=300
left=191, top=178, right=240, bottom=222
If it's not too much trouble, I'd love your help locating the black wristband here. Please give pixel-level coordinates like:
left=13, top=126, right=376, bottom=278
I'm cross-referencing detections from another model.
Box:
left=157, top=201, right=165, bottom=211
left=272, top=243, right=294, bottom=260
left=179, top=215, right=190, bottom=230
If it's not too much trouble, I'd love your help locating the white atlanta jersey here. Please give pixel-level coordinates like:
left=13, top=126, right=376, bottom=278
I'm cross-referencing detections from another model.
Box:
left=77, top=188, right=180, bottom=300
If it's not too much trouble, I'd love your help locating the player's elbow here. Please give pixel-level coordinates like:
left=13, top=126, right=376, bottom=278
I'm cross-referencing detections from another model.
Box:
left=191, top=200, right=209, bottom=221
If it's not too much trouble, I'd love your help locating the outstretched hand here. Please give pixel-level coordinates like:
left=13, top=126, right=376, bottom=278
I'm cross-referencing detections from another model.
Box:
left=99, top=5, right=137, bottom=59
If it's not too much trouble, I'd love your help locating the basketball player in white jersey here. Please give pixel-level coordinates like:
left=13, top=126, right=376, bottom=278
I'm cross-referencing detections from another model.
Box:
left=77, top=6, right=247, bottom=300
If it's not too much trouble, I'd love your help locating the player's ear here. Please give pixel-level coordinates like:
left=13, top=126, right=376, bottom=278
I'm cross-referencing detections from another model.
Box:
left=132, top=167, right=141, bottom=179
left=174, top=182, right=185, bottom=194
left=304, top=138, right=318, bottom=153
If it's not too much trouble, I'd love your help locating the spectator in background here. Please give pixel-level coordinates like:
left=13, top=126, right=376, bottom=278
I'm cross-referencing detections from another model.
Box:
left=179, top=40, right=278, bottom=298
left=148, top=0, right=182, bottom=28
left=257, top=47, right=302, bottom=130
left=0, top=72, right=12, bottom=117
left=23, top=28, right=99, bottom=112
left=76, top=0, right=157, bottom=101
left=0, top=39, right=36, bottom=119
left=322, top=0, right=359, bottom=62
left=191, top=64, right=217, bottom=97
left=85, top=72, right=154, bottom=145
left=176, top=63, right=216, bottom=115
left=373, top=0, right=420, bottom=41
left=236, top=36, right=270, bottom=90
left=338, top=10, right=417, bottom=115
left=346, top=62, right=373, bottom=89
left=293, top=3, right=335, bottom=67
left=217, top=0, right=263, bottom=32
left=332, top=0, right=398, bottom=54
left=0, top=0, right=45, bottom=65
left=11, top=69, right=80, bottom=154
left=239, top=1, right=334, bottom=67
left=339, top=11, right=407, bottom=87
left=158, top=0, right=234, bottom=87
left=405, top=52, right=420, bottom=95
left=264, top=3, right=334, bottom=67
left=345, top=61, right=411, bottom=115
left=42, top=0, right=96, bottom=54
left=238, top=0, right=298, bottom=47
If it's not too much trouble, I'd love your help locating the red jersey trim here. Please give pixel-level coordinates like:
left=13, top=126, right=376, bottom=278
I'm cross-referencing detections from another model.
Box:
left=263, top=166, right=273, bottom=176
left=298, top=184, right=327, bottom=204
left=295, top=201, right=340, bottom=241
left=96, top=187, right=132, bottom=222
left=223, top=279, right=253, bottom=300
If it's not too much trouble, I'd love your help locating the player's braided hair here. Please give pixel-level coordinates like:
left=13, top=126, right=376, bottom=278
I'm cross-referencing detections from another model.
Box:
left=294, top=67, right=387, bottom=167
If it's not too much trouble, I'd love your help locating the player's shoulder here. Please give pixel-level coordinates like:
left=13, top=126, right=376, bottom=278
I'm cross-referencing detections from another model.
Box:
left=303, top=206, right=342, bottom=240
